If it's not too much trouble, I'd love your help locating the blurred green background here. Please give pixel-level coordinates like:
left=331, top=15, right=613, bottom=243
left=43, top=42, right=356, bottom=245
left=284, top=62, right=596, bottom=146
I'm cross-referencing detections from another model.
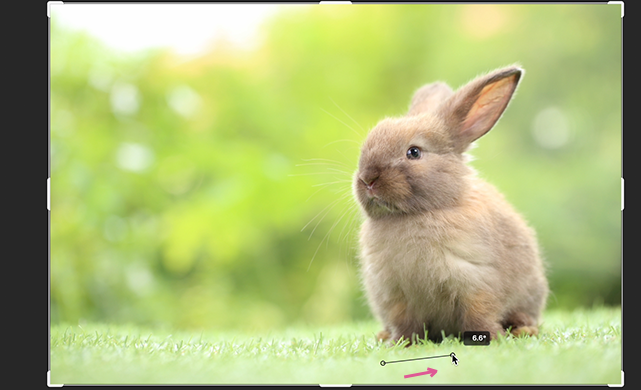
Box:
left=50, top=4, right=621, bottom=332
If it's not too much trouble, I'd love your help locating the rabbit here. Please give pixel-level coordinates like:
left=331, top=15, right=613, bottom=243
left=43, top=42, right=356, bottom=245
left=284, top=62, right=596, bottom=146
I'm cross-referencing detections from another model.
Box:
left=353, top=65, right=548, bottom=344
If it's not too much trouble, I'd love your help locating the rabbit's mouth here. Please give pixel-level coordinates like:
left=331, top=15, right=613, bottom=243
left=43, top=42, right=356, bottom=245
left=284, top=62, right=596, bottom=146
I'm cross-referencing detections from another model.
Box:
left=367, top=196, right=400, bottom=215
left=355, top=172, right=411, bottom=217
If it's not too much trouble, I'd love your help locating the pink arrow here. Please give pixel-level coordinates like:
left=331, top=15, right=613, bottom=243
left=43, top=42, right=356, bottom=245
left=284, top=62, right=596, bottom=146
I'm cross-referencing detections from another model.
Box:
left=404, top=367, right=437, bottom=379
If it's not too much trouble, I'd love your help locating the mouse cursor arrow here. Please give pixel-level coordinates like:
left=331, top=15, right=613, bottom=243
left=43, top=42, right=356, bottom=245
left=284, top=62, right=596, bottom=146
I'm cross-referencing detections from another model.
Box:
left=450, top=352, right=459, bottom=366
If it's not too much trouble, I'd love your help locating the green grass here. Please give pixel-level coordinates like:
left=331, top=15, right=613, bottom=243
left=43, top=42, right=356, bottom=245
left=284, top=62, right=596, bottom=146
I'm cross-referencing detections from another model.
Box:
left=50, top=306, right=622, bottom=385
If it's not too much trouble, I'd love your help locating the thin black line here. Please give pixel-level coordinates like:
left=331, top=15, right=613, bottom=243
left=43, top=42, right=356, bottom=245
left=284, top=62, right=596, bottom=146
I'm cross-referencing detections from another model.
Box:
left=382, top=354, right=450, bottom=365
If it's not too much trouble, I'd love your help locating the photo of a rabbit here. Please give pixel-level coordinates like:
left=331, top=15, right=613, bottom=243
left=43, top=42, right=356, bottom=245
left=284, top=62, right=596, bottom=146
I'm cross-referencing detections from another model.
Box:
left=49, top=3, right=621, bottom=385
left=354, top=66, right=548, bottom=343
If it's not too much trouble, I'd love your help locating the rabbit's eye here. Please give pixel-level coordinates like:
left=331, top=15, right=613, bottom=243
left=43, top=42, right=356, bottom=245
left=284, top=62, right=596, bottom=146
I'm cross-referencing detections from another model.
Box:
left=406, top=146, right=422, bottom=160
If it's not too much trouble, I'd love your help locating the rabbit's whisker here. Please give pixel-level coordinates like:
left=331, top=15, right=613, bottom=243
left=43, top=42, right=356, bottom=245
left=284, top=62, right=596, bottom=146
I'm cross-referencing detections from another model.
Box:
left=307, top=198, right=355, bottom=272
left=320, top=107, right=362, bottom=140
left=311, top=179, right=352, bottom=187
left=304, top=181, right=351, bottom=202
left=339, top=202, right=360, bottom=243
left=328, top=96, right=366, bottom=134
left=295, top=162, right=347, bottom=168
left=304, top=191, right=352, bottom=240
left=322, top=139, right=362, bottom=149
left=301, top=197, right=342, bottom=235
left=325, top=167, right=353, bottom=176
left=300, top=158, right=348, bottom=165
left=288, top=171, right=349, bottom=177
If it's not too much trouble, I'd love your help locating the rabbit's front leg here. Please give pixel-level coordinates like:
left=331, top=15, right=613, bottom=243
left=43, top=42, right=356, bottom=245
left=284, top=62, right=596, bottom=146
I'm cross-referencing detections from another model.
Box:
left=381, top=300, right=423, bottom=344
left=461, top=290, right=504, bottom=340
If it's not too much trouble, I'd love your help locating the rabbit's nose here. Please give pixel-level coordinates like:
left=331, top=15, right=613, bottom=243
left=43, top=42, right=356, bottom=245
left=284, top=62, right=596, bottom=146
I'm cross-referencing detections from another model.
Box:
left=359, top=167, right=381, bottom=193
left=360, top=175, right=379, bottom=191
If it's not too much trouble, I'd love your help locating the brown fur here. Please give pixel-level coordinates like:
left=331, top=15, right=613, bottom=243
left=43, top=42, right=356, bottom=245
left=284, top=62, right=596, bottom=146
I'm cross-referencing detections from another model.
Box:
left=354, top=65, right=548, bottom=344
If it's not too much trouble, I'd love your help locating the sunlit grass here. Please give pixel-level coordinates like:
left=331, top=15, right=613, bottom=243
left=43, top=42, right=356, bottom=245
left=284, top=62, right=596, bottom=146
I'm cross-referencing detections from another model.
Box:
left=50, top=306, right=621, bottom=385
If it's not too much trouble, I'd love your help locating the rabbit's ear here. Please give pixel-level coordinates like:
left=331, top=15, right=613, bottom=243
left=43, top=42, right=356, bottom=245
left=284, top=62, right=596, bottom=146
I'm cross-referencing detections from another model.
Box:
left=440, top=66, right=522, bottom=151
left=407, top=82, right=453, bottom=116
